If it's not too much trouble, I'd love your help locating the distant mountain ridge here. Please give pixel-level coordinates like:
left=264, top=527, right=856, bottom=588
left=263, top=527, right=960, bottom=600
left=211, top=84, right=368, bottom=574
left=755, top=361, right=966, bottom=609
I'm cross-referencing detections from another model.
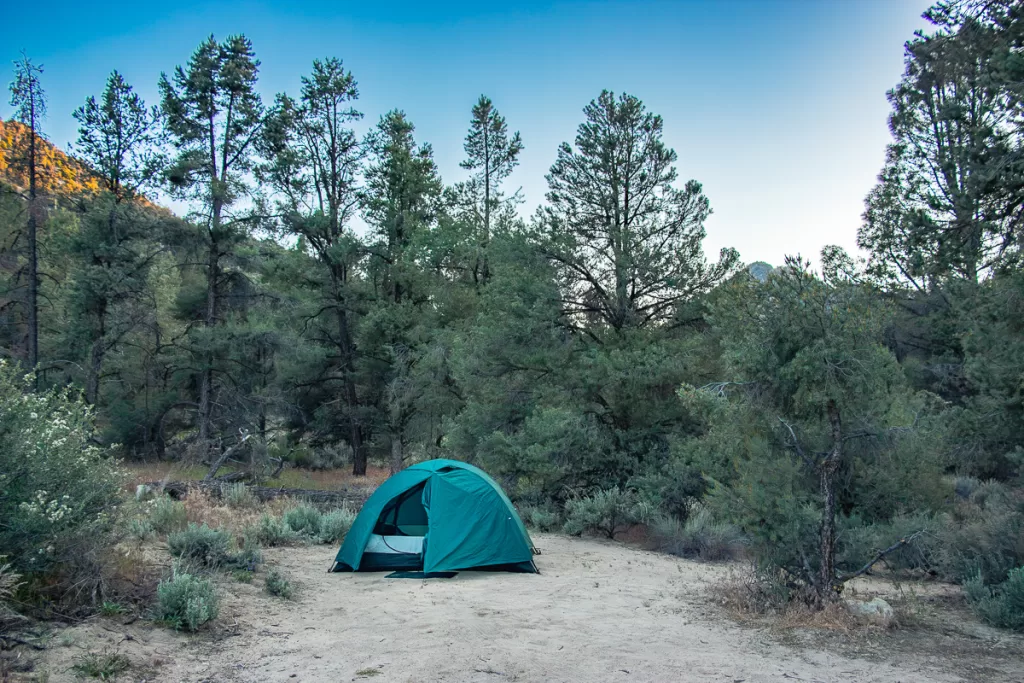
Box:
left=0, top=118, right=101, bottom=197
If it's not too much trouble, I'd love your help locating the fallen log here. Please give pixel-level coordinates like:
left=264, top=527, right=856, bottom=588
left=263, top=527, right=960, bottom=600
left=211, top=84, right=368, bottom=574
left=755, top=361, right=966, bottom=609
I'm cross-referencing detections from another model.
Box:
left=145, top=480, right=372, bottom=508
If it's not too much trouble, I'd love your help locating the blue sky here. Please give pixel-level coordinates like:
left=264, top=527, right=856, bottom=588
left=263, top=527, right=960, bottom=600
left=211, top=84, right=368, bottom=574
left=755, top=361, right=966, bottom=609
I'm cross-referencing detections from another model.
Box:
left=1, top=0, right=931, bottom=267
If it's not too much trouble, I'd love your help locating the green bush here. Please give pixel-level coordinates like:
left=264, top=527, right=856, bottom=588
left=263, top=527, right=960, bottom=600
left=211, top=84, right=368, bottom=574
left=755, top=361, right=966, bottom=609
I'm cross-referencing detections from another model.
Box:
left=318, top=508, right=357, bottom=544
left=149, top=496, right=187, bottom=534
left=232, top=570, right=254, bottom=583
left=264, top=568, right=293, bottom=599
left=965, top=566, right=1024, bottom=631
left=283, top=504, right=323, bottom=537
left=651, top=507, right=745, bottom=561
left=562, top=488, right=651, bottom=539
left=99, top=600, right=125, bottom=616
left=0, top=362, right=123, bottom=585
left=248, top=513, right=297, bottom=547
left=167, top=524, right=233, bottom=569
left=155, top=569, right=219, bottom=631
left=935, top=483, right=1024, bottom=584
left=233, top=537, right=264, bottom=571
left=518, top=505, right=561, bottom=532
left=126, top=517, right=155, bottom=542
left=221, top=482, right=257, bottom=509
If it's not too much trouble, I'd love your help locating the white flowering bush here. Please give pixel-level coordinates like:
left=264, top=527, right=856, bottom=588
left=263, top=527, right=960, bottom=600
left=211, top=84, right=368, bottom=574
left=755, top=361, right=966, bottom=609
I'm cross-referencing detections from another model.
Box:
left=0, top=361, right=124, bottom=582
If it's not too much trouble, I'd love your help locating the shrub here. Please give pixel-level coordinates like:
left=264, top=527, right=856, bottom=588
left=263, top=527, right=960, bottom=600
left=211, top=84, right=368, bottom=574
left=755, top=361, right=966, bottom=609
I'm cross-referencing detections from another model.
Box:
left=232, top=570, right=254, bottom=583
left=935, top=483, right=1024, bottom=584
left=155, top=569, right=219, bottom=631
left=126, top=517, right=155, bottom=542
left=651, top=507, right=745, bottom=561
left=0, top=362, right=123, bottom=590
left=222, top=483, right=257, bottom=510
left=149, top=496, right=187, bottom=534
left=248, top=513, right=297, bottom=547
left=318, top=508, right=357, bottom=544
left=264, top=568, right=293, bottom=599
left=716, top=565, right=795, bottom=615
left=283, top=504, right=322, bottom=538
left=99, top=600, right=125, bottom=617
left=167, top=524, right=232, bottom=569
left=965, top=566, right=1024, bottom=631
left=0, top=557, right=23, bottom=625
left=232, top=537, right=264, bottom=571
left=562, top=488, right=651, bottom=539
left=518, top=505, right=561, bottom=533
left=72, top=648, right=131, bottom=679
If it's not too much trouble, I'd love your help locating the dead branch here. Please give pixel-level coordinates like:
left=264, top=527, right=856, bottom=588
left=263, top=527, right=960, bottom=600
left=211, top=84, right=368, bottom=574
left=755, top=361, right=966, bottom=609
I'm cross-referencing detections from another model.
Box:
left=203, top=431, right=251, bottom=481
left=837, top=530, right=925, bottom=582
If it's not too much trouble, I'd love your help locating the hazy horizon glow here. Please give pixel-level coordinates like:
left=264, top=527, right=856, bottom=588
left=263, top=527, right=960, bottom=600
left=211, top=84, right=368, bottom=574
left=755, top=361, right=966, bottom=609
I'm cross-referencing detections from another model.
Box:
left=1, top=0, right=932, bottom=268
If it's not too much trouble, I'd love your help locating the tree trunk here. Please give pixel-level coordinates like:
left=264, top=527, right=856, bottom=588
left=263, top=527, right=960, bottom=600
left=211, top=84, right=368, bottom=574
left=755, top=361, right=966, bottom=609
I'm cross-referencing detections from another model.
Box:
left=334, top=283, right=367, bottom=476
left=390, top=433, right=403, bottom=474
left=26, top=106, right=39, bottom=384
left=818, top=399, right=843, bottom=602
left=198, top=233, right=219, bottom=443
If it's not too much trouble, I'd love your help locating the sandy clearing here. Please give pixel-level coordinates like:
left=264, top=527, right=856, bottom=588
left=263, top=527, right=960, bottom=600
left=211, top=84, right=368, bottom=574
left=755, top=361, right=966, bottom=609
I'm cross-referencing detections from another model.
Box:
left=35, top=534, right=1024, bottom=683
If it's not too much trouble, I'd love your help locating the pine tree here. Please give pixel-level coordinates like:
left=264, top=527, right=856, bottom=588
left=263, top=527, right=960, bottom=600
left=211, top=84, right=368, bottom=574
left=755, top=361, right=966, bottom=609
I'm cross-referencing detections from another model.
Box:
left=70, top=71, right=167, bottom=405
left=259, top=57, right=370, bottom=474
left=860, top=1, right=1024, bottom=287
left=541, top=91, right=737, bottom=333
left=459, top=95, right=523, bottom=285
left=159, top=35, right=264, bottom=444
left=361, top=111, right=442, bottom=472
left=8, top=54, right=46, bottom=380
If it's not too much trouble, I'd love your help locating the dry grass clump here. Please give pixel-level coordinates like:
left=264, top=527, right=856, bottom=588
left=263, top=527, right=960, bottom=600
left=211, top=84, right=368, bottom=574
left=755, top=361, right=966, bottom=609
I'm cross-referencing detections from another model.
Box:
left=180, top=489, right=294, bottom=537
left=0, top=557, right=24, bottom=626
left=714, top=566, right=899, bottom=632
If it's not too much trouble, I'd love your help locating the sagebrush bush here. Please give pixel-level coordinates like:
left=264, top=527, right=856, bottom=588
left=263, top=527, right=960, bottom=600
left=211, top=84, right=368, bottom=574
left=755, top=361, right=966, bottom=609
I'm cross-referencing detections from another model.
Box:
left=318, top=508, right=357, bottom=544
left=155, top=569, right=219, bottom=631
left=283, top=504, right=323, bottom=537
left=248, top=513, right=297, bottom=547
left=0, top=361, right=123, bottom=587
left=518, top=505, right=561, bottom=532
left=222, top=483, right=257, bottom=509
left=233, top=537, right=264, bottom=571
left=126, top=517, right=155, bottom=542
left=264, top=568, right=293, bottom=599
left=562, top=488, right=651, bottom=539
left=149, top=496, right=188, bottom=534
left=965, top=566, right=1024, bottom=631
left=651, top=508, right=745, bottom=561
left=167, top=524, right=233, bottom=569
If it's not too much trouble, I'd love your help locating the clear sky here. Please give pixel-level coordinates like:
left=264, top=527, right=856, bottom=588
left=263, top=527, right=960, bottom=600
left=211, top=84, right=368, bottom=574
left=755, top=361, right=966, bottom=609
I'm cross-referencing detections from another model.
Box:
left=1, top=0, right=932, bottom=267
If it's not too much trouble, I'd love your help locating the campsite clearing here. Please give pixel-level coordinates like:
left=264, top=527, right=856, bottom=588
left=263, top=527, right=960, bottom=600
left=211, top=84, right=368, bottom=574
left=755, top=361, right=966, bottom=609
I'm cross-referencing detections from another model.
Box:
left=31, top=533, right=1024, bottom=682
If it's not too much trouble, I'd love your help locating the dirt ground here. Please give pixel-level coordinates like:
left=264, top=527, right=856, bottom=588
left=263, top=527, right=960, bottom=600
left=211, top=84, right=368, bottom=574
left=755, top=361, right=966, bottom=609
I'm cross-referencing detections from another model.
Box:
left=29, top=534, right=1024, bottom=683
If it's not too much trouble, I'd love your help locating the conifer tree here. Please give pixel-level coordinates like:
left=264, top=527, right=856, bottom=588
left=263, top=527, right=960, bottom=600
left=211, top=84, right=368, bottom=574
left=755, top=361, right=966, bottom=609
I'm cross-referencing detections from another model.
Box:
left=159, top=35, right=264, bottom=444
left=260, top=57, right=370, bottom=473
left=542, top=91, right=736, bottom=332
left=70, top=71, right=166, bottom=405
left=8, top=54, right=46, bottom=379
left=459, top=95, right=523, bottom=284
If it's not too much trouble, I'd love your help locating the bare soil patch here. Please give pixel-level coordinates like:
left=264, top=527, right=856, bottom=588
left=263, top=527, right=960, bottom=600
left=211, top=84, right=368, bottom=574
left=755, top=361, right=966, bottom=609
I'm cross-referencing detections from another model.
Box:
left=26, top=534, right=1024, bottom=682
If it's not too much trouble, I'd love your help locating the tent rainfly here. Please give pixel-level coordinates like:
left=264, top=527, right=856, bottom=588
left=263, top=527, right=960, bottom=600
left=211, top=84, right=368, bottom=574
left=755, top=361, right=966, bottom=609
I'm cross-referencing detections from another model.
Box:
left=331, top=459, right=537, bottom=574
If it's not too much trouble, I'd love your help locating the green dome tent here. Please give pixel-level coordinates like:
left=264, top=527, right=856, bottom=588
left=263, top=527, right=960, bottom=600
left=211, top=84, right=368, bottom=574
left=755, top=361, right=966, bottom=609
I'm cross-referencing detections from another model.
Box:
left=331, top=459, right=537, bottom=574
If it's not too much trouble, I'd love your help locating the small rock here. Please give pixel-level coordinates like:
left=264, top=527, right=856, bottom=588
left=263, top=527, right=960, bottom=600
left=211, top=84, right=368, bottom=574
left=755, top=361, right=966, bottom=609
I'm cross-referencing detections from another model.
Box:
left=845, top=597, right=894, bottom=622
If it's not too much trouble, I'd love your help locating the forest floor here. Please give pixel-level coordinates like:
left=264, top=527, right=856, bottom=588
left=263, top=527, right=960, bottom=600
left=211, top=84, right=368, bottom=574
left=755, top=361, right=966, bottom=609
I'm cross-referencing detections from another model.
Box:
left=26, top=533, right=1024, bottom=683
